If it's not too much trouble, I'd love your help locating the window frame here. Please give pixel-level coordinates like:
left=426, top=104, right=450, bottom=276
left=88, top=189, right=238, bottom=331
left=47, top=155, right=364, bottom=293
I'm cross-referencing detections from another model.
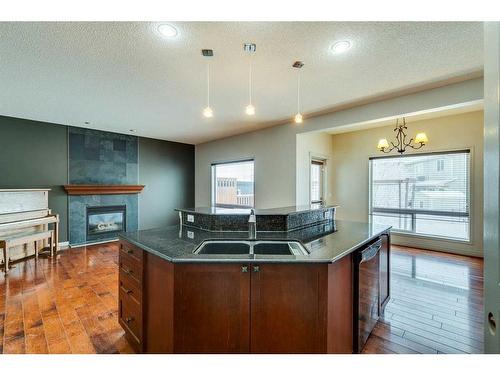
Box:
left=211, top=158, right=255, bottom=208
left=368, top=149, right=472, bottom=244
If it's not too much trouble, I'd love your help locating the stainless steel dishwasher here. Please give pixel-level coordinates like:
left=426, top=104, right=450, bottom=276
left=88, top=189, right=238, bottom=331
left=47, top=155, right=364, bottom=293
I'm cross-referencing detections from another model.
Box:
left=354, top=238, right=382, bottom=353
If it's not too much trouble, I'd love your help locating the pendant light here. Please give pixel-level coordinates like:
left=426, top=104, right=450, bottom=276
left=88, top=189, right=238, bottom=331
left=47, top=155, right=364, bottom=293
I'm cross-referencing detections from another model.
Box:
left=202, top=49, right=214, bottom=118
left=293, top=61, right=304, bottom=124
left=244, top=43, right=256, bottom=116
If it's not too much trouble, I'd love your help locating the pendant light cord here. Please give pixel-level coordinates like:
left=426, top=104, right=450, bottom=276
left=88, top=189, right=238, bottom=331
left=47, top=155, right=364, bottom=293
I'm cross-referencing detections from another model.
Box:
left=248, top=58, right=252, bottom=105
left=297, top=69, right=301, bottom=113
left=206, top=62, right=210, bottom=107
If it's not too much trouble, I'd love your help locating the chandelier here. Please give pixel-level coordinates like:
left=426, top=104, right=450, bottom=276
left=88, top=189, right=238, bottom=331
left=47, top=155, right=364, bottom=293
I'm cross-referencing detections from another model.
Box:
left=377, top=117, right=428, bottom=154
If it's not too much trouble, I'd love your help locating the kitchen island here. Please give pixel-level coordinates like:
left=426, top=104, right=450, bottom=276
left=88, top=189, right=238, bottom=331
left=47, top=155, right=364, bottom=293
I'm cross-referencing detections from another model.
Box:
left=118, top=218, right=391, bottom=354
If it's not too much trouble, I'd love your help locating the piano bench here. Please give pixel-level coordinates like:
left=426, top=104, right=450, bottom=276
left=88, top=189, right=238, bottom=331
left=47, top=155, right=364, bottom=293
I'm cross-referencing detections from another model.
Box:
left=0, top=229, right=55, bottom=273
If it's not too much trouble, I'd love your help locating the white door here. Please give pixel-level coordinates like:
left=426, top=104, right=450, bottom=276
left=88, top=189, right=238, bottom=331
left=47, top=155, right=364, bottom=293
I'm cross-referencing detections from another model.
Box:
left=484, top=21, right=500, bottom=354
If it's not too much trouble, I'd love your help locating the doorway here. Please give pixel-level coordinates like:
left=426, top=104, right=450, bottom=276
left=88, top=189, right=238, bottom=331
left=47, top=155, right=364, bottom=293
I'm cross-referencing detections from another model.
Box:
left=310, top=158, right=326, bottom=205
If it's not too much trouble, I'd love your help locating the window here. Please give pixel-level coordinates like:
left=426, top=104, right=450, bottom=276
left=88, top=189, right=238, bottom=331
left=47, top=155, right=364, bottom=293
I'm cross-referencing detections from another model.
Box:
left=310, top=159, right=326, bottom=204
left=369, top=150, right=470, bottom=241
left=437, top=159, right=445, bottom=172
left=212, top=159, right=254, bottom=208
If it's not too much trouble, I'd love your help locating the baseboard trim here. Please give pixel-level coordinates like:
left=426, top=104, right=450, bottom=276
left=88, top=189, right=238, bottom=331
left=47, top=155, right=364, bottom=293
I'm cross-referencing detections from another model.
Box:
left=58, top=241, right=70, bottom=250
left=69, top=238, right=118, bottom=249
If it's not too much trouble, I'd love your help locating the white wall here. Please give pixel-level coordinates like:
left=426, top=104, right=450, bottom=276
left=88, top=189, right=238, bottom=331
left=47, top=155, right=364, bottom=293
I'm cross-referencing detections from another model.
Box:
left=195, top=78, right=483, bottom=208
left=330, top=111, right=484, bottom=257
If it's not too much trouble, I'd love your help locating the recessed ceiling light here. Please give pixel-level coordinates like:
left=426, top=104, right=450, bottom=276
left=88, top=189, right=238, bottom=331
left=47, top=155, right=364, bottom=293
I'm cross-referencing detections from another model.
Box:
left=330, top=40, right=352, bottom=54
left=84, top=121, right=90, bottom=125
left=157, top=23, right=178, bottom=38
left=129, top=129, right=136, bottom=133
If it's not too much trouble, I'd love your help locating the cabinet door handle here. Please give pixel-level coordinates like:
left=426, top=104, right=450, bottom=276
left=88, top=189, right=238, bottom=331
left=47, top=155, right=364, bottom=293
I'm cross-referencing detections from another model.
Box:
left=126, top=249, right=134, bottom=255
left=253, top=266, right=260, bottom=273
left=125, top=317, right=134, bottom=324
left=241, top=266, right=248, bottom=273
left=123, top=268, right=133, bottom=275
left=122, top=288, right=133, bottom=295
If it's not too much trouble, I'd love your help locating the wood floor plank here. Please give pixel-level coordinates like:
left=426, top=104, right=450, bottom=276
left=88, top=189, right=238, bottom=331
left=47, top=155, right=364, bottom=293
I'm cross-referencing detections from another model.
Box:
left=0, top=242, right=133, bottom=354
left=365, top=245, right=484, bottom=354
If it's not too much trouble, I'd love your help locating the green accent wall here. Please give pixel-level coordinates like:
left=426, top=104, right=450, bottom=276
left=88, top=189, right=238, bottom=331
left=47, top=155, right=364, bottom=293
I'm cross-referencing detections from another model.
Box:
left=138, top=137, right=195, bottom=229
left=0, top=115, right=195, bottom=243
left=0, top=116, right=69, bottom=241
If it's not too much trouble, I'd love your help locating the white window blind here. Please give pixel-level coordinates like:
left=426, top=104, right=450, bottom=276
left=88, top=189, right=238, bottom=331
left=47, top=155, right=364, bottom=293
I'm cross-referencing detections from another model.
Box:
left=369, top=150, right=470, bottom=241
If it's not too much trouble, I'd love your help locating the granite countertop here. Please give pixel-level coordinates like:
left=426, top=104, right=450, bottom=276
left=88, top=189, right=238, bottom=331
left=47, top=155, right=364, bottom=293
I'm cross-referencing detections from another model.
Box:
left=175, top=204, right=339, bottom=216
left=119, top=220, right=391, bottom=264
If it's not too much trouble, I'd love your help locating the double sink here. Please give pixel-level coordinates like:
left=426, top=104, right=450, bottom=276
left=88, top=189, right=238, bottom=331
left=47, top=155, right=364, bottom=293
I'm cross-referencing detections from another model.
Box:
left=193, top=240, right=310, bottom=256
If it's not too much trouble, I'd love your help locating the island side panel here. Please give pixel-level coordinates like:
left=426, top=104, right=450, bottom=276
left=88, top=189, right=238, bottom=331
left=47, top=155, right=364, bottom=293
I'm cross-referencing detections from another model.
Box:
left=249, top=264, right=328, bottom=353
left=173, top=263, right=251, bottom=353
left=144, top=253, right=174, bottom=353
left=326, top=253, right=354, bottom=353
left=379, top=232, right=391, bottom=312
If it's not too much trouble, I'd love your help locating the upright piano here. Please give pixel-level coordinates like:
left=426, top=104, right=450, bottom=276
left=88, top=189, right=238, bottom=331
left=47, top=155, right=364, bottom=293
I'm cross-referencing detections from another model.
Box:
left=0, top=189, right=59, bottom=266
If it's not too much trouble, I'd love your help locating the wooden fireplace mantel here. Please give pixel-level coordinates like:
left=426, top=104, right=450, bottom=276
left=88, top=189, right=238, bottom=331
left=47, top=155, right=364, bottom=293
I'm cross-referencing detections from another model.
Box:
left=63, top=185, right=145, bottom=195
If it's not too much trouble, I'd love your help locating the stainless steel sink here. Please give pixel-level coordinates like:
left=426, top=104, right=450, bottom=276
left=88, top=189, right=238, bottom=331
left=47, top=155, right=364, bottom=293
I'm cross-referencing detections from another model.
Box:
left=253, top=241, right=308, bottom=255
left=195, top=241, right=250, bottom=255
left=193, top=240, right=309, bottom=256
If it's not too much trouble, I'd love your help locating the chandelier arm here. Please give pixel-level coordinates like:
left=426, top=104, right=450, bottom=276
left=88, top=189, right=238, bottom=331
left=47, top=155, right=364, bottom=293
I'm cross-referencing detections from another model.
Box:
left=381, top=145, right=395, bottom=153
left=403, top=137, right=414, bottom=147
left=408, top=142, right=425, bottom=150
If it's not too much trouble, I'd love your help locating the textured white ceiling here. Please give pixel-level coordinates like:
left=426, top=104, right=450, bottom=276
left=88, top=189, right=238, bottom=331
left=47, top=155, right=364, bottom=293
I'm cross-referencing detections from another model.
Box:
left=0, top=22, right=483, bottom=144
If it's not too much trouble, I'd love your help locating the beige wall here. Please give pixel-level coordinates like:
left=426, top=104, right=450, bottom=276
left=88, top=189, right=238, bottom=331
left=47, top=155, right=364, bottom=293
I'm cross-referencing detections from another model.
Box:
left=330, top=110, right=484, bottom=257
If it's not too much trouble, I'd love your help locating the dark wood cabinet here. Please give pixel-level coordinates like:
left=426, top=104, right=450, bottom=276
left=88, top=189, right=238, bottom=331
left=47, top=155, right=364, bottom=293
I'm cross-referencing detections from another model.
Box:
left=173, top=264, right=250, bottom=353
left=250, top=264, right=327, bottom=353
left=118, top=241, right=144, bottom=352
left=379, top=233, right=391, bottom=312
left=118, top=233, right=390, bottom=354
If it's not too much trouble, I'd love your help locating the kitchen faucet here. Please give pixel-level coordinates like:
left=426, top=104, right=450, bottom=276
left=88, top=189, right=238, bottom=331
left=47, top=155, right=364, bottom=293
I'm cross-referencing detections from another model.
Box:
left=248, top=208, right=256, bottom=239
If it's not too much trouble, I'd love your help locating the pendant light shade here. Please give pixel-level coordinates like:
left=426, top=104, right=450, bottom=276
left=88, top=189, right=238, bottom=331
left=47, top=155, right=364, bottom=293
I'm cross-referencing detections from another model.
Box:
left=293, top=61, right=304, bottom=124
left=203, top=106, right=213, bottom=118
left=245, top=104, right=255, bottom=115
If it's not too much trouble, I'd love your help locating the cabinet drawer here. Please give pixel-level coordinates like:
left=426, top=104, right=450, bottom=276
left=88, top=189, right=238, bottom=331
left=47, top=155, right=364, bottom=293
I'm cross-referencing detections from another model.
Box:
left=120, top=241, right=144, bottom=264
left=119, top=253, right=142, bottom=286
left=119, top=291, right=143, bottom=344
left=119, top=272, right=143, bottom=306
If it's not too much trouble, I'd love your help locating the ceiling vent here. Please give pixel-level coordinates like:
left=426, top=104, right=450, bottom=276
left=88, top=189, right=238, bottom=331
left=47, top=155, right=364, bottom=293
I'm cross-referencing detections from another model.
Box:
left=292, top=61, right=304, bottom=68
left=202, top=49, right=214, bottom=57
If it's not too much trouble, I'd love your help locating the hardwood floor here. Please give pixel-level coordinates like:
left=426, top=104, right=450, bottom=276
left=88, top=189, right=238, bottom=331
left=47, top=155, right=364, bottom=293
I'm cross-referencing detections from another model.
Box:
left=363, top=245, right=484, bottom=354
left=0, top=242, right=483, bottom=354
left=0, top=243, right=133, bottom=354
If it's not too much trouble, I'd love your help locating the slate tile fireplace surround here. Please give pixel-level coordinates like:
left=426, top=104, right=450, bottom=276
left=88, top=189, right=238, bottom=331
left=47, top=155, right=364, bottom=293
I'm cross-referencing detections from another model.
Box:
left=68, top=127, right=139, bottom=246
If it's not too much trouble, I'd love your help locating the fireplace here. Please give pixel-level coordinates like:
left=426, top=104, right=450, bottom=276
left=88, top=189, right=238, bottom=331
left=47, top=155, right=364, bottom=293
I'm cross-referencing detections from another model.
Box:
left=86, top=205, right=126, bottom=242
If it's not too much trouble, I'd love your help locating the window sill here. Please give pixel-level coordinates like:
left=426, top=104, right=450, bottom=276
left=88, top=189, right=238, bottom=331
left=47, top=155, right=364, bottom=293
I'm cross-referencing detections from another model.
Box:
left=390, top=229, right=472, bottom=245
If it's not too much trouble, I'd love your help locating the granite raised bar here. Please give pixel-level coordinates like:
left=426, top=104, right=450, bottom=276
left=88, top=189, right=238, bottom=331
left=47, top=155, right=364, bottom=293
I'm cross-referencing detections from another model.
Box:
left=119, top=219, right=389, bottom=263
left=175, top=205, right=338, bottom=232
